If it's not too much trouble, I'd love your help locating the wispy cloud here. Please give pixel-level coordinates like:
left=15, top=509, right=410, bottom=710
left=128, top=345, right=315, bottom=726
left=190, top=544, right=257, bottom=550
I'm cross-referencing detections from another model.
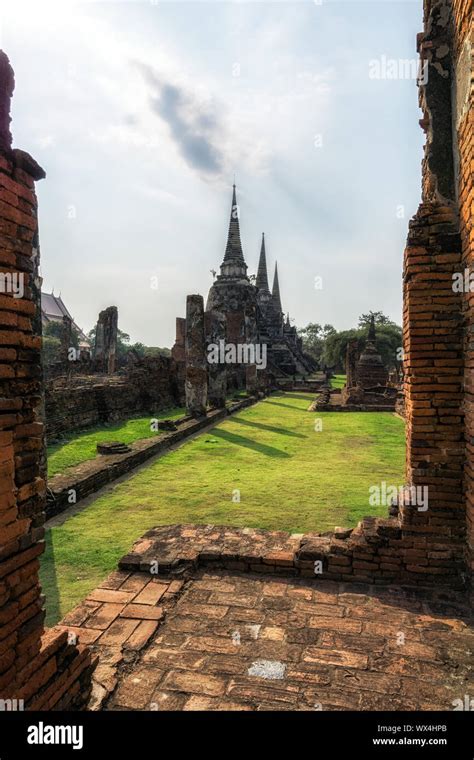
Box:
left=137, top=63, right=224, bottom=176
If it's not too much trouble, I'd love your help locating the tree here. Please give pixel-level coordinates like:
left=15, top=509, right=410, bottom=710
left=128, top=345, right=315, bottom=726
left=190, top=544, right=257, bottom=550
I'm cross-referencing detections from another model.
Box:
left=298, top=323, right=335, bottom=365
left=358, top=311, right=397, bottom=328
left=44, top=320, right=79, bottom=348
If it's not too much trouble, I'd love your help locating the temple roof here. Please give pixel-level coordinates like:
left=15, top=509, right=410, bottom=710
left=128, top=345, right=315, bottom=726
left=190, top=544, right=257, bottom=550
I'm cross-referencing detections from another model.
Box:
left=41, top=291, right=89, bottom=345
left=256, top=233, right=270, bottom=292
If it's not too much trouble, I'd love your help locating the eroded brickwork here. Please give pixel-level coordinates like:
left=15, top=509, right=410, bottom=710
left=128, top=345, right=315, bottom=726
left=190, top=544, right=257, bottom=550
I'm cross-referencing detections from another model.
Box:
left=452, top=0, right=474, bottom=585
left=0, top=51, right=95, bottom=709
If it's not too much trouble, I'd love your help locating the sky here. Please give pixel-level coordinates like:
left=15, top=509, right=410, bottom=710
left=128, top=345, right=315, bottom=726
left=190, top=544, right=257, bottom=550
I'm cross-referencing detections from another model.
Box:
left=2, top=0, right=424, bottom=347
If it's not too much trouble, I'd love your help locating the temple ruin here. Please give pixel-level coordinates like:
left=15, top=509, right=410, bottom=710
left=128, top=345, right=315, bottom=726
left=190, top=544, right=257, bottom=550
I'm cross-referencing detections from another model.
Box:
left=0, top=0, right=472, bottom=715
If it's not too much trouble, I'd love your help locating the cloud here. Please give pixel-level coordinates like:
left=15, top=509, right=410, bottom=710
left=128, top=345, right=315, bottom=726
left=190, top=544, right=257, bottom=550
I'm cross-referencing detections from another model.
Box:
left=137, top=63, right=224, bottom=177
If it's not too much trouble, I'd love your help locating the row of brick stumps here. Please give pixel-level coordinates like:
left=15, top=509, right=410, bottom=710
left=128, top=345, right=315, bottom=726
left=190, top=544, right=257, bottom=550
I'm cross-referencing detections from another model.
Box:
left=0, top=51, right=96, bottom=708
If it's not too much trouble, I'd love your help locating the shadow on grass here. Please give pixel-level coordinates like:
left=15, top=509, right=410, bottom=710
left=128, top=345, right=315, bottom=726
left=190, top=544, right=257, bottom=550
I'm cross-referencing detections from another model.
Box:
left=40, top=529, right=61, bottom=626
left=283, top=393, right=316, bottom=400
left=212, top=428, right=291, bottom=458
left=264, top=400, right=311, bottom=413
left=232, top=416, right=307, bottom=439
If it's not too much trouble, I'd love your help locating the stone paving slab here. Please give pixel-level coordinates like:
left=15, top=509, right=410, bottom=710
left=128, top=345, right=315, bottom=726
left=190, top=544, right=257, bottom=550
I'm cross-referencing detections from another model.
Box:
left=58, top=566, right=473, bottom=712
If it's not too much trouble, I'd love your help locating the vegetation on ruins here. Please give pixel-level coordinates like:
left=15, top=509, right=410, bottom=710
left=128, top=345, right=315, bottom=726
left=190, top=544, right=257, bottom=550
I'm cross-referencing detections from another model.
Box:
left=87, top=325, right=170, bottom=361
left=299, top=311, right=402, bottom=372
left=41, top=392, right=405, bottom=623
left=42, top=321, right=80, bottom=364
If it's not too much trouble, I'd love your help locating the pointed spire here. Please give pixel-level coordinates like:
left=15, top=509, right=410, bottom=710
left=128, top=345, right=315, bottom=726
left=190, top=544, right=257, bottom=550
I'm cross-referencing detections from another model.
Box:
left=272, top=262, right=282, bottom=314
left=368, top=314, right=376, bottom=342
left=223, top=184, right=244, bottom=263
left=256, top=233, right=270, bottom=292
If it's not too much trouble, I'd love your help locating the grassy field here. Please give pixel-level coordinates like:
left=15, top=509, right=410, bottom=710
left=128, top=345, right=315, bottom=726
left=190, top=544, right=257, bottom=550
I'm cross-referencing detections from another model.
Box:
left=41, top=392, right=405, bottom=624
left=47, top=407, right=185, bottom=477
left=330, top=374, right=346, bottom=389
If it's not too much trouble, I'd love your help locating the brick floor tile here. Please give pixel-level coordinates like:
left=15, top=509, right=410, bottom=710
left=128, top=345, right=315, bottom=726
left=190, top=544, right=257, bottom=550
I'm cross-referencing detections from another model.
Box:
left=124, top=620, right=158, bottom=650
left=98, top=618, right=140, bottom=646
left=119, top=574, right=152, bottom=594
left=87, top=588, right=136, bottom=605
left=120, top=604, right=163, bottom=621
left=142, top=647, right=206, bottom=670
left=112, top=666, right=165, bottom=709
left=183, top=635, right=240, bottom=655
left=162, top=670, right=226, bottom=697
left=303, top=646, right=369, bottom=669
left=178, top=603, right=229, bottom=619
left=98, top=571, right=130, bottom=590
left=86, top=603, right=125, bottom=630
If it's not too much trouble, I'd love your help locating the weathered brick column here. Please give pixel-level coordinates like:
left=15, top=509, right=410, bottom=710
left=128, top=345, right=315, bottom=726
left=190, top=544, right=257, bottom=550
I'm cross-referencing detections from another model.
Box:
left=345, top=338, right=358, bottom=388
left=205, top=308, right=227, bottom=409
left=93, top=305, right=118, bottom=374
left=0, top=50, right=95, bottom=709
left=452, top=0, right=473, bottom=585
left=185, top=294, right=207, bottom=417
left=401, top=0, right=467, bottom=578
left=171, top=317, right=186, bottom=362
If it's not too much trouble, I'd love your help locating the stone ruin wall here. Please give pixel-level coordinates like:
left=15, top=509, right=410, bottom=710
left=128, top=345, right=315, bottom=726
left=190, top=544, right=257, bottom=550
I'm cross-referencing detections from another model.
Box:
left=44, top=356, right=183, bottom=441
left=0, top=0, right=471, bottom=716
left=453, top=0, right=474, bottom=584
left=401, top=0, right=472, bottom=585
left=0, top=52, right=96, bottom=709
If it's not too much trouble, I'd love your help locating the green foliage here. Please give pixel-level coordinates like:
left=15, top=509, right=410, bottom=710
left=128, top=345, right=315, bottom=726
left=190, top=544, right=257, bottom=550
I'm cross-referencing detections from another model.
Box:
left=44, top=321, right=80, bottom=347
left=300, top=312, right=402, bottom=371
left=42, top=335, right=61, bottom=364
left=358, top=311, right=397, bottom=328
left=87, top=326, right=169, bottom=360
left=144, top=346, right=171, bottom=358
left=40, top=392, right=405, bottom=623
left=298, top=323, right=336, bottom=364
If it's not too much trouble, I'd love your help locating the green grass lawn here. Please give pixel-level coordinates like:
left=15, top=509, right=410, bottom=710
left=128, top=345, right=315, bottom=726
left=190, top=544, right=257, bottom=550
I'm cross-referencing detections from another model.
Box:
left=41, top=392, right=405, bottom=624
left=330, top=374, right=346, bottom=389
left=47, top=407, right=185, bottom=477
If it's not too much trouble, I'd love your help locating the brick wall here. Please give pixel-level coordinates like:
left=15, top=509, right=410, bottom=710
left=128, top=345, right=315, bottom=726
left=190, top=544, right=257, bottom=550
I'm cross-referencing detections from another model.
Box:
left=0, top=51, right=96, bottom=709
left=452, top=0, right=474, bottom=583
left=45, top=356, right=182, bottom=440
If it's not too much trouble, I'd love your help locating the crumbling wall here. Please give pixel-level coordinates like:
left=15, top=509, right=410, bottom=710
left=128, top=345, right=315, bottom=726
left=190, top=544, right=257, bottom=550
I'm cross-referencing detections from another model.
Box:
left=0, top=51, right=95, bottom=709
left=451, top=0, right=474, bottom=583
left=45, top=356, right=181, bottom=440
left=93, top=306, right=118, bottom=374
left=401, top=0, right=470, bottom=582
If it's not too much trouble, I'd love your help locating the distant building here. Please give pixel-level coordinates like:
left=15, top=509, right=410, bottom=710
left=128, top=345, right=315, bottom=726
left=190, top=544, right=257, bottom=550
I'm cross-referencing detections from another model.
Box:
left=41, top=292, right=90, bottom=348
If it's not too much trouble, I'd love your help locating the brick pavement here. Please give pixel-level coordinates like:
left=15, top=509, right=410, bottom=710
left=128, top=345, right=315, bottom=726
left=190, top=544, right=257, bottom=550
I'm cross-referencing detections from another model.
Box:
left=57, top=566, right=473, bottom=712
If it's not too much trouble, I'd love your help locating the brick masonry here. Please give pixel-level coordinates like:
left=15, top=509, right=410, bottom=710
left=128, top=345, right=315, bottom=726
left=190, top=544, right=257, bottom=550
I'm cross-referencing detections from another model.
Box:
left=0, top=51, right=96, bottom=709
left=118, top=524, right=465, bottom=587
left=45, top=355, right=182, bottom=441
left=58, top=564, right=473, bottom=711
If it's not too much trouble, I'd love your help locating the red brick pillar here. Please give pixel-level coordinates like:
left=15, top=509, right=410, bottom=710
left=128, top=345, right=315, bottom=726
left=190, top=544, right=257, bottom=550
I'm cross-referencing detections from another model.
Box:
left=0, top=50, right=95, bottom=709
left=452, top=0, right=474, bottom=585
left=401, top=0, right=468, bottom=579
